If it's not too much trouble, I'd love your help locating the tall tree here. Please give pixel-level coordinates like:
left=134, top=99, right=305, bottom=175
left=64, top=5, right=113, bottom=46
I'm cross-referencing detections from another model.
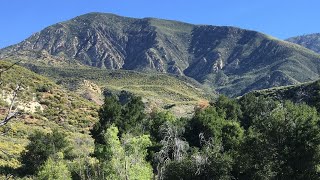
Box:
left=91, top=95, right=121, bottom=144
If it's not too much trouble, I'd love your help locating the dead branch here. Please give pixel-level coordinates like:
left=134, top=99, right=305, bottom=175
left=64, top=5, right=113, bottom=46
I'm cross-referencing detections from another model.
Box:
left=0, top=83, right=21, bottom=127
left=0, top=60, right=21, bottom=79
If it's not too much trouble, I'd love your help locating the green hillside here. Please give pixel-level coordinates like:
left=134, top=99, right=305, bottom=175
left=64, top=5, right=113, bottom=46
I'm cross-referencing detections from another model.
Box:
left=10, top=60, right=211, bottom=117
left=0, top=60, right=98, bottom=169
left=247, top=79, right=320, bottom=111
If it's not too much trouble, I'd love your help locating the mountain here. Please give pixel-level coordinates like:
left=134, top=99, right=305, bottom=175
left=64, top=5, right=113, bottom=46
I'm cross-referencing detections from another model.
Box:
left=2, top=12, right=320, bottom=96
left=286, top=33, right=320, bottom=54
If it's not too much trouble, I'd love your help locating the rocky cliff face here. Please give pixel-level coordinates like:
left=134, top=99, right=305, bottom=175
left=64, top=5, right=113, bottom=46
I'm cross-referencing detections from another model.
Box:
left=2, top=13, right=320, bottom=96
left=2, top=13, right=192, bottom=75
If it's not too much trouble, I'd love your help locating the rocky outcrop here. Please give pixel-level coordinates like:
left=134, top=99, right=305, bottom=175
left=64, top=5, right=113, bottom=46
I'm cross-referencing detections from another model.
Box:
left=2, top=13, right=320, bottom=96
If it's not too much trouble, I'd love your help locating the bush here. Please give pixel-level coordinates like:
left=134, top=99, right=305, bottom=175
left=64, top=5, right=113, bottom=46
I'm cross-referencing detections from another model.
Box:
left=37, top=158, right=72, bottom=180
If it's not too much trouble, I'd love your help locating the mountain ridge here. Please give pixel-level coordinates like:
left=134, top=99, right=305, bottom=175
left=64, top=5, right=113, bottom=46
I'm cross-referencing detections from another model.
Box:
left=286, top=33, right=320, bottom=54
left=2, top=12, right=320, bottom=96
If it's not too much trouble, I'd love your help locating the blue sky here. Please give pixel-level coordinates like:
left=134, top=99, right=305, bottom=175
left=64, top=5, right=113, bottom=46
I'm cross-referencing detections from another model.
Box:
left=0, top=0, right=319, bottom=48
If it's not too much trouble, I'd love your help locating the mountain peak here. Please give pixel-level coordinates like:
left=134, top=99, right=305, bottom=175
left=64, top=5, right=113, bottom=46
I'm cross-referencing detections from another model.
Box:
left=2, top=13, right=320, bottom=96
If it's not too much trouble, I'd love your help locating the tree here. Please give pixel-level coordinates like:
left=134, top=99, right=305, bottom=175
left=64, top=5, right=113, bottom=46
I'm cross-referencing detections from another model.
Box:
left=155, top=121, right=189, bottom=179
left=147, top=111, right=176, bottom=142
left=221, top=120, right=244, bottom=152
left=239, top=93, right=278, bottom=128
left=37, top=157, right=72, bottom=180
left=120, top=94, right=145, bottom=134
left=184, top=106, right=226, bottom=147
left=0, top=61, right=22, bottom=127
left=91, top=95, right=121, bottom=144
left=239, top=102, right=320, bottom=179
left=215, top=95, right=242, bottom=121
left=94, top=125, right=153, bottom=180
left=162, top=134, right=234, bottom=180
left=91, top=92, right=146, bottom=140
left=20, top=129, right=71, bottom=175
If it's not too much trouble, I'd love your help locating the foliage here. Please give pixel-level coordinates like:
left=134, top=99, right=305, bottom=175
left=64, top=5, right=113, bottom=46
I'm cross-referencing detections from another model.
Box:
left=184, top=106, right=226, bottom=147
left=239, top=101, right=320, bottom=179
left=215, top=95, right=242, bottom=121
left=19, top=129, right=71, bottom=175
left=147, top=111, right=176, bottom=142
left=91, top=92, right=146, bottom=142
left=91, top=95, right=122, bottom=144
left=94, top=125, right=153, bottom=180
left=156, top=121, right=189, bottom=179
left=37, top=158, right=72, bottom=180
left=1, top=59, right=320, bottom=180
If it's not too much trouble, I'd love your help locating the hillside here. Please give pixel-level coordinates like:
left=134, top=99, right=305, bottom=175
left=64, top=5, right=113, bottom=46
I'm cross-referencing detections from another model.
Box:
left=0, top=59, right=207, bottom=176
left=19, top=62, right=211, bottom=117
left=2, top=13, right=320, bottom=96
left=0, top=60, right=99, bottom=169
left=287, top=33, right=320, bottom=53
left=247, top=79, right=320, bottom=112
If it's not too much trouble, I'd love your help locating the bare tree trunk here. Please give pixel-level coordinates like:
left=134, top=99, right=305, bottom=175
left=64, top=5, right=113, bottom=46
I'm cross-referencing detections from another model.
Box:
left=0, top=61, right=22, bottom=127
left=0, top=83, right=21, bottom=127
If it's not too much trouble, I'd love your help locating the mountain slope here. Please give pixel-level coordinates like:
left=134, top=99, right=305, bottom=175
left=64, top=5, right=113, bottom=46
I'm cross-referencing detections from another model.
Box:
left=0, top=60, right=98, bottom=168
left=248, top=79, right=320, bottom=112
left=20, top=62, right=211, bottom=117
left=286, top=33, right=320, bottom=53
left=2, top=13, right=320, bottom=96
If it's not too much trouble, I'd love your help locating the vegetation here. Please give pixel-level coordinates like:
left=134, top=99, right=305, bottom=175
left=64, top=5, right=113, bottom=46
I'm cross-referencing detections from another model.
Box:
left=18, top=62, right=211, bottom=117
left=0, top=76, right=320, bottom=179
left=1, top=58, right=320, bottom=179
left=20, top=130, right=71, bottom=175
left=0, top=61, right=98, bottom=179
left=251, top=79, right=320, bottom=112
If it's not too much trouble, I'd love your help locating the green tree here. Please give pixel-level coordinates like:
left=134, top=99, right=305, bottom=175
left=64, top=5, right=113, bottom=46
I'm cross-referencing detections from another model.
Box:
left=120, top=94, right=145, bottom=134
left=37, top=157, right=72, bottom=180
left=91, top=95, right=122, bottom=144
left=184, top=106, right=226, bottom=147
left=147, top=111, right=176, bottom=142
left=20, top=129, right=70, bottom=175
left=163, top=138, right=233, bottom=180
left=239, top=93, right=278, bottom=128
left=94, top=125, right=153, bottom=180
left=221, top=120, right=244, bottom=152
left=91, top=93, right=146, bottom=140
left=239, top=102, right=320, bottom=179
left=215, top=95, right=242, bottom=121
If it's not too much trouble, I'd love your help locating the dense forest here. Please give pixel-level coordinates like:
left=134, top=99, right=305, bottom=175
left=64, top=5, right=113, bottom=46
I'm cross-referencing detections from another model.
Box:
left=2, top=90, right=320, bottom=179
